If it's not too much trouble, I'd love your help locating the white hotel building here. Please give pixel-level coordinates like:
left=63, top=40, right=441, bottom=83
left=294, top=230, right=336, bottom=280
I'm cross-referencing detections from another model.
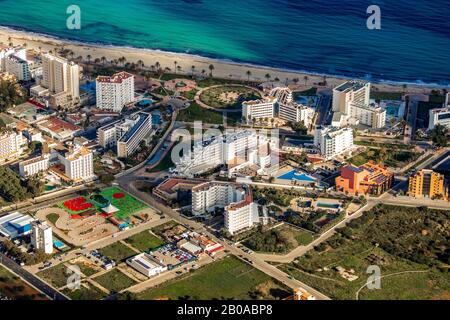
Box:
left=314, top=125, right=354, bottom=159
left=428, top=107, right=450, bottom=130
left=31, top=220, right=53, bottom=254
left=96, top=72, right=135, bottom=112
left=40, top=53, right=80, bottom=107
left=0, top=48, right=31, bottom=81
left=192, top=182, right=258, bottom=235
left=19, top=154, right=50, bottom=177
left=97, top=112, right=153, bottom=158
left=57, top=142, right=94, bottom=182
left=242, top=87, right=315, bottom=126
left=242, top=97, right=277, bottom=121
left=175, top=129, right=276, bottom=177
left=0, top=130, right=26, bottom=164
left=332, top=81, right=386, bottom=129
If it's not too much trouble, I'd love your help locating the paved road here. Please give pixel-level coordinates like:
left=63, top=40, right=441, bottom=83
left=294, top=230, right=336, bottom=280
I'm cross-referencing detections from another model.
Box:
left=0, top=253, right=68, bottom=300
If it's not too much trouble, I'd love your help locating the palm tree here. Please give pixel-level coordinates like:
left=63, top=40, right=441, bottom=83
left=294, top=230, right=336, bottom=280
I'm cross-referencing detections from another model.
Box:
left=303, top=75, right=309, bottom=86
left=137, top=59, right=144, bottom=69
left=246, top=70, right=252, bottom=82
left=174, top=61, right=178, bottom=73
left=208, top=64, right=215, bottom=77
left=177, top=65, right=182, bottom=73
left=293, top=78, right=299, bottom=85
left=201, top=69, right=206, bottom=77
left=191, top=65, right=196, bottom=77
left=155, top=61, right=161, bottom=73
left=86, top=54, right=91, bottom=64
left=101, top=56, right=106, bottom=65
left=265, top=73, right=271, bottom=82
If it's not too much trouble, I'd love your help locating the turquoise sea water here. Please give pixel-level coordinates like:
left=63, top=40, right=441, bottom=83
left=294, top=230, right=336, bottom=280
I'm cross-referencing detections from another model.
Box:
left=0, top=0, right=449, bottom=85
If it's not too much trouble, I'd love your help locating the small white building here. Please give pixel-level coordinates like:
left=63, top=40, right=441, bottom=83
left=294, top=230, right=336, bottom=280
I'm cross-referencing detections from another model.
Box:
left=428, top=107, right=450, bottom=130
left=126, top=253, right=167, bottom=277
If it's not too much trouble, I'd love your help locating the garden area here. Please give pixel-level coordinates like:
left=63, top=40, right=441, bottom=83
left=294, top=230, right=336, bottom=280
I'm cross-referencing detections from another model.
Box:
left=135, top=255, right=290, bottom=300
left=199, top=85, right=261, bottom=109
left=177, top=101, right=224, bottom=124
left=278, top=205, right=450, bottom=300
left=348, top=147, right=420, bottom=168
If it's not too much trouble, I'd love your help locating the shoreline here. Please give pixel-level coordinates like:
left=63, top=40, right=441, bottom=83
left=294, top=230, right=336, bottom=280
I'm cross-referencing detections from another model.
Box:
left=0, top=26, right=447, bottom=93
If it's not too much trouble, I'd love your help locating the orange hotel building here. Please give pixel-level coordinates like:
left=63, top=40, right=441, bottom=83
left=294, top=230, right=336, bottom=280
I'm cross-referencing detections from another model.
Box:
left=335, top=161, right=394, bottom=195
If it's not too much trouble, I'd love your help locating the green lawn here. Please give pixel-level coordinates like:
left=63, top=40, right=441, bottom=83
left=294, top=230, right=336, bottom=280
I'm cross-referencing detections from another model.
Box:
left=177, top=102, right=224, bottom=124
left=94, top=269, right=137, bottom=293
left=47, top=213, right=59, bottom=225
left=62, top=281, right=106, bottom=300
left=98, top=242, right=137, bottom=263
left=124, top=230, right=165, bottom=252
left=136, top=256, right=290, bottom=300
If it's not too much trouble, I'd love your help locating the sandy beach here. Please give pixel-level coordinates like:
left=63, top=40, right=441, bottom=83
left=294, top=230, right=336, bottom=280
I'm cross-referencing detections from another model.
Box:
left=0, top=27, right=443, bottom=94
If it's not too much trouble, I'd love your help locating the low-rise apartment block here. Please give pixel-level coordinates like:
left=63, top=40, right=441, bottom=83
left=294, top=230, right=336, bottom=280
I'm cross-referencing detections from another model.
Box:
left=335, top=161, right=394, bottom=195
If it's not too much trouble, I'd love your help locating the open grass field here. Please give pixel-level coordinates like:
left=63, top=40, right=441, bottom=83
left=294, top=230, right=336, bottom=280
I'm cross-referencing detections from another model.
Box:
left=36, top=264, right=69, bottom=288
left=124, top=230, right=165, bottom=252
left=177, top=101, right=224, bottom=124
left=62, top=281, right=106, bottom=300
left=98, top=242, right=137, bottom=263
left=348, top=148, right=418, bottom=168
left=278, top=205, right=450, bottom=300
left=0, top=265, right=47, bottom=300
left=136, top=255, right=290, bottom=300
left=94, top=269, right=137, bottom=293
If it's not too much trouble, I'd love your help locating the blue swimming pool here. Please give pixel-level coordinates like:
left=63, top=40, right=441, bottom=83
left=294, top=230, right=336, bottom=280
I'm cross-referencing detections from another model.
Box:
left=277, top=170, right=316, bottom=182
left=137, top=99, right=154, bottom=107
left=317, top=201, right=340, bottom=209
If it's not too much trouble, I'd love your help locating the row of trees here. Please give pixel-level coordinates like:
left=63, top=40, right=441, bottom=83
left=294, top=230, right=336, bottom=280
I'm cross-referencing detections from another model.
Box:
left=0, top=79, right=27, bottom=112
left=0, top=167, right=44, bottom=202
